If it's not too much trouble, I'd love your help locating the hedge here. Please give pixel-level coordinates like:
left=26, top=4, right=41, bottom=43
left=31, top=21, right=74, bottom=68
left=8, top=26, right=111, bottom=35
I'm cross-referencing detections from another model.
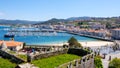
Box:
left=94, top=56, right=103, bottom=68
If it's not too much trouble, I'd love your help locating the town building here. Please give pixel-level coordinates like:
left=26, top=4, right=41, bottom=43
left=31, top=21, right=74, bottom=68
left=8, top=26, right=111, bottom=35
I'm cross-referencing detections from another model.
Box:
left=0, top=40, right=23, bottom=51
left=111, top=28, right=120, bottom=40
left=79, top=29, right=107, bottom=38
left=88, top=22, right=106, bottom=29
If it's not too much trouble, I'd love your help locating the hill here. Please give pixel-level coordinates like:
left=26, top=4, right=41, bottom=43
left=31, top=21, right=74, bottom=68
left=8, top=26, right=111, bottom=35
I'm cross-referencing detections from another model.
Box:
left=0, top=19, right=40, bottom=25
left=1, top=16, right=120, bottom=25
left=35, top=17, right=92, bottom=25
left=35, top=16, right=120, bottom=25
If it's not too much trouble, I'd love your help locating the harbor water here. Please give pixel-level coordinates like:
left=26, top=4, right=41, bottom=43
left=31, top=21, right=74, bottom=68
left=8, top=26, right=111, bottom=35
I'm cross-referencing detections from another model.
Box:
left=0, top=26, right=99, bottom=45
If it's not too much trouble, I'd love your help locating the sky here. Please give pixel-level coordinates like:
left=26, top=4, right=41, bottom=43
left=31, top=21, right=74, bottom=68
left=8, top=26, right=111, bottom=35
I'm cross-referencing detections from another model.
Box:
left=0, top=0, right=120, bottom=21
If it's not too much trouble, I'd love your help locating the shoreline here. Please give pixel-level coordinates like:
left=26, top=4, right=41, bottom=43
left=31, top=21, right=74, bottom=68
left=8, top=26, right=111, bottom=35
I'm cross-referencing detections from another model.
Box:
left=80, top=41, right=114, bottom=47
left=26, top=40, right=114, bottom=47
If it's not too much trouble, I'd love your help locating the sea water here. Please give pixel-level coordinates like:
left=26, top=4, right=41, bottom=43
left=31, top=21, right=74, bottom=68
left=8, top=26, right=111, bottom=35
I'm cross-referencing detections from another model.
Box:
left=0, top=26, right=99, bottom=45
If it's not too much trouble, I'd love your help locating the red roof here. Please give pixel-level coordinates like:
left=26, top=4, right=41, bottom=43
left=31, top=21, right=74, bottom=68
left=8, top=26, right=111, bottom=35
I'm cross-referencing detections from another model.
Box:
left=0, top=40, right=23, bottom=47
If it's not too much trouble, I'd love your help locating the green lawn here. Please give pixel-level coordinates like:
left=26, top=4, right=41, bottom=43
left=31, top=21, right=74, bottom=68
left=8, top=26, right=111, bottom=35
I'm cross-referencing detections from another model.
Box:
left=17, top=54, right=27, bottom=61
left=8, top=50, right=27, bottom=61
left=32, top=54, right=80, bottom=68
left=8, top=51, right=16, bottom=54
left=0, top=58, right=16, bottom=68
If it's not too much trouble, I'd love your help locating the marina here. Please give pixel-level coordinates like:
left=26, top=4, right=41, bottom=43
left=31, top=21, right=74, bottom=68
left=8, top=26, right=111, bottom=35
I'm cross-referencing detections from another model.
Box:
left=1, top=0, right=120, bottom=68
left=0, top=26, right=100, bottom=45
left=4, top=26, right=57, bottom=37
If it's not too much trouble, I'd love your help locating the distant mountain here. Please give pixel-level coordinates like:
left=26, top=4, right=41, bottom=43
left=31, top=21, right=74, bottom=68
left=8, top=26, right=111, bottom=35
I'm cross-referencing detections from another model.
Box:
left=0, top=19, right=40, bottom=25
left=35, top=16, right=120, bottom=25
left=35, top=17, right=92, bottom=25
left=1, top=16, right=120, bottom=25
left=35, top=18, right=68, bottom=25
left=67, top=16, right=92, bottom=21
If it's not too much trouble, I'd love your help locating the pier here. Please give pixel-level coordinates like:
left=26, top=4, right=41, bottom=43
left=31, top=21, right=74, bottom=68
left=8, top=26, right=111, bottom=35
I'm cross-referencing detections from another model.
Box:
left=6, top=30, right=57, bottom=36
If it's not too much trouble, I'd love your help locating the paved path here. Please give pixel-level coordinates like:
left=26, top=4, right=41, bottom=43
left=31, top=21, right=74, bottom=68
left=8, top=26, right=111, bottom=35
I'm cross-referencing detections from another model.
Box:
left=101, top=55, right=109, bottom=68
left=18, top=63, right=39, bottom=68
left=101, top=51, right=120, bottom=68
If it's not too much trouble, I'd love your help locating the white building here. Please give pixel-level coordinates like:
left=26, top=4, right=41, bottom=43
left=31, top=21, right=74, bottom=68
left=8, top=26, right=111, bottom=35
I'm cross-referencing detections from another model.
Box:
left=89, top=22, right=106, bottom=29
left=0, top=40, right=23, bottom=51
left=111, top=28, right=120, bottom=40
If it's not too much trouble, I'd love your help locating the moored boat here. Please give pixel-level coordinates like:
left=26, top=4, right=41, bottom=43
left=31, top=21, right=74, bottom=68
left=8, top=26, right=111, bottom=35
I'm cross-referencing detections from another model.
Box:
left=4, top=34, right=15, bottom=38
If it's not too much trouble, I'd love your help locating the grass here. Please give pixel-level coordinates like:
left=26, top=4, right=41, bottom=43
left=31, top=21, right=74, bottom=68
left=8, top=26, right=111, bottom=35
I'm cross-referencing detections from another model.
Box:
left=8, top=51, right=16, bottom=54
left=16, top=54, right=27, bottom=61
left=32, top=54, right=80, bottom=68
left=7, top=50, right=27, bottom=61
left=59, top=59, right=81, bottom=68
left=0, top=58, right=16, bottom=68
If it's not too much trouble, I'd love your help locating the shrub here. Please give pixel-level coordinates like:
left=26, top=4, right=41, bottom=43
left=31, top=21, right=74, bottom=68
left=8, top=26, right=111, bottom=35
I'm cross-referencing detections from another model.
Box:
left=67, top=48, right=90, bottom=56
left=109, top=58, right=120, bottom=68
left=94, top=56, right=103, bottom=68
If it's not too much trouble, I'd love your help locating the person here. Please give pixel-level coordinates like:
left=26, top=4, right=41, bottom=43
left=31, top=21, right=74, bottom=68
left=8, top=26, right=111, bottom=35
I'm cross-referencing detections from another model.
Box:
left=103, top=53, right=106, bottom=59
left=32, top=49, right=35, bottom=54
left=109, top=56, right=111, bottom=61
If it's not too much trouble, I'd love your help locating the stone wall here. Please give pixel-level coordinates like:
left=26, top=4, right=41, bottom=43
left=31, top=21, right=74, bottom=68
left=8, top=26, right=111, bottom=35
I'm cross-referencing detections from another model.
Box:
left=0, top=49, right=25, bottom=64
left=28, top=48, right=95, bottom=68
left=58, top=53, right=95, bottom=68
left=28, top=48, right=91, bottom=62
left=27, top=49, right=68, bottom=62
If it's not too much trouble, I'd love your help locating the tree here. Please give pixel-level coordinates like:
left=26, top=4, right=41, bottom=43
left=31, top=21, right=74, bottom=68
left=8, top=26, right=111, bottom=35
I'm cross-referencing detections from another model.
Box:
left=23, top=43, right=26, bottom=49
left=68, top=37, right=82, bottom=48
left=106, top=23, right=112, bottom=29
left=78, top=22, right=88, bottom=25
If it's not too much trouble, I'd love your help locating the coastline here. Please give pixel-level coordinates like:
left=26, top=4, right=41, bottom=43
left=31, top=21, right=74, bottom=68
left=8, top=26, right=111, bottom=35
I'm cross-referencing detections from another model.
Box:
left=79, top=41, right=114, bottom=47
left=27, top=40, right=114, bottom=47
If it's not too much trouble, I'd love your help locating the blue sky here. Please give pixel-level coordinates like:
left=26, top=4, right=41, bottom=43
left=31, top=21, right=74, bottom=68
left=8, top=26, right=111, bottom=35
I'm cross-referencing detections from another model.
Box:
left=0, top=0, right=120, bottom=21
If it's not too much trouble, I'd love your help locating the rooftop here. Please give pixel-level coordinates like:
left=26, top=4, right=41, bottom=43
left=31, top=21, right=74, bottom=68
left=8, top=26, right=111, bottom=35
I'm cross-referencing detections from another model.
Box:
left=0, top=40, right=23, bottom=47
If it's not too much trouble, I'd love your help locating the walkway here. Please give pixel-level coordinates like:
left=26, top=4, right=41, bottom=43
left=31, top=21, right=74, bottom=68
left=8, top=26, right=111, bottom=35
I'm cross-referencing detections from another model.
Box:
left=101, top=55, right=110, bottom=68
left=18, top=63, right=39, bottom=68
left=101, top=51, right=120, bottom=68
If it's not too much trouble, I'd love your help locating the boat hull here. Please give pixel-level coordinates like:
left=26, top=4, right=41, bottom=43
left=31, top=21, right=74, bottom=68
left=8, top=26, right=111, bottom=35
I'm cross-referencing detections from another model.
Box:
left=4, top=35, right=15, bottom=38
